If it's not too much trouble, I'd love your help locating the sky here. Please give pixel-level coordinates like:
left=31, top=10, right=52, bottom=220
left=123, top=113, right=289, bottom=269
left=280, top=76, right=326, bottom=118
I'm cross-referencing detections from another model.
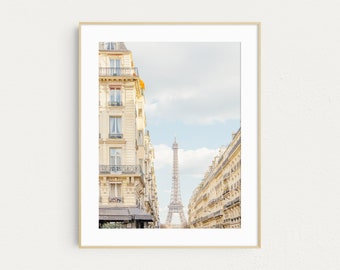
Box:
left=126, top=42, right=241, bottom=225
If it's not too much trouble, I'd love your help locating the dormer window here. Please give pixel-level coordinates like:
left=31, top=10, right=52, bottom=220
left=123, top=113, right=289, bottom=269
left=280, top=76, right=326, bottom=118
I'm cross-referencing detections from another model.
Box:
left=106, top=42, right=115, bottom=50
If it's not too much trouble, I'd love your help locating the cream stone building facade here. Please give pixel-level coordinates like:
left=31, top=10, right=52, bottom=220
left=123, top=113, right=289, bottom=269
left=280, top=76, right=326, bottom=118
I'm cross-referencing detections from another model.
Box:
left=98, top=42, right=159, bottom=228
left=188, top=129, right=241, bottom=228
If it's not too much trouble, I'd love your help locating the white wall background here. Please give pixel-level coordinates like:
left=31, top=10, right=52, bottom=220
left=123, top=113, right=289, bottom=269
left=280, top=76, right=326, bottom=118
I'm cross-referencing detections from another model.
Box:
left=0, top=0, right=339, bottom=269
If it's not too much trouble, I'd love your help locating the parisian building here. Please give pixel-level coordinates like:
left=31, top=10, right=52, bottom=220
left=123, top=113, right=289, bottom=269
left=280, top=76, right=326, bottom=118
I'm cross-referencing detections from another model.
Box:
left=98, top=42, right=159, bottom=228
left=188, top=128, right=241, bottom=228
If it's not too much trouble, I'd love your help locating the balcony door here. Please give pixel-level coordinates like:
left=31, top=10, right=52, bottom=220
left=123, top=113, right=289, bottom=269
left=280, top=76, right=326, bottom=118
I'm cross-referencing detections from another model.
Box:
left=109, top=183, right=122, bottom=202
left=110, top=148, right=121, bottom=173
left=109, top=116, right=122, bottom=138
left=109, top=59, right=121, bottom=75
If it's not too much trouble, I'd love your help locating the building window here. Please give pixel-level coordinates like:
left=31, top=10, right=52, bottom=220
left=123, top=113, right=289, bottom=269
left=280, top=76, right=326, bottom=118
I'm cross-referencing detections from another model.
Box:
left=106, top=42, right=115, bottom=50
left=109, top=148, right=121, bottom=172
left=109, top=88, right=122, bottom=106
left=109, top=182, right=122, bottom=202
left=109, top=117, right=122, bottom=138
left=109, top=59, right=121, bottom=75
left=99, top=42, right=116, bottom=51
left=137, top=130, right=143, bottom=145
left=138, top=108, right=143, bottom=117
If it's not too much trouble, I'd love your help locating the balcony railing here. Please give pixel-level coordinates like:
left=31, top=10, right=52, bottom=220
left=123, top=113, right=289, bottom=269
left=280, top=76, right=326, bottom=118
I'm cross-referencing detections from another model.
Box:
left=99, top=67, right=139, bottom=77
left=223, top=196, right=241, bottom=209
left=108, top=101, right=123, bottom=106
left=99, top=165, right=143, bottom=175
left=109, top=196, right=123, bottom=203
left=109, top=133, right=123, bottom=139
left=222, top=189, right=230, bottom=196
left=208, top=198, right=219, bottom=207
left=214, top=210, right=223, bottom=217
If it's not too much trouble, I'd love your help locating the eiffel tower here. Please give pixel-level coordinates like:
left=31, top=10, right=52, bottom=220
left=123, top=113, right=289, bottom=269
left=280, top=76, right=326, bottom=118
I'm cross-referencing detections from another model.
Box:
left=165, top=138, right=187, bottom=228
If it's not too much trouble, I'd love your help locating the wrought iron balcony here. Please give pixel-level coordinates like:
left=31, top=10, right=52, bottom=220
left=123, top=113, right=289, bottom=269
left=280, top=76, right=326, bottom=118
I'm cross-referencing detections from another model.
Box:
left=222, top=189, right=230, bottom=196
left=224, top=201, right=232, bottom=209
left=214, top=210, right=223, bottom=217
left=233, top=196, right=240, bottom=204
left=108, top=101, right=123, bottom=106
left=109, top=133, right=123, bottom=139
left=109, top=196, right=123, bottom=203
left=99, top=165, right=143, bottom=175
left=223, top=196, right=241, bottom=209
left=99, top=67, right=139, bottom=77
left=208, top=198, right=219, bottom=207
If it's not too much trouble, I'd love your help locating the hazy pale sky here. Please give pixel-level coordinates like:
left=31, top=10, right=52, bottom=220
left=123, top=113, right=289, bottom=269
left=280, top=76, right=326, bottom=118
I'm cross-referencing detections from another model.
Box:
left=126, top=42, right=241, bottom=224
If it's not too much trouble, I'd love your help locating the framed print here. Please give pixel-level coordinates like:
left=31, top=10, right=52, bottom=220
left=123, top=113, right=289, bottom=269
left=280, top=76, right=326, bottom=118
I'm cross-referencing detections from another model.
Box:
left=79, top=22, right=261, bottom=247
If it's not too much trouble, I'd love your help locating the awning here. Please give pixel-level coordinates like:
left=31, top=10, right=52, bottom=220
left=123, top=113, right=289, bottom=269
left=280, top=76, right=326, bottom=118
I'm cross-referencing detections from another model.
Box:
left=100, top=215, right=131, bottom=221
left=129, top=207, right=154, bottom=221
left=99, top=207, right=153, bottom=222
left=99, top=208, right=132, bottom=221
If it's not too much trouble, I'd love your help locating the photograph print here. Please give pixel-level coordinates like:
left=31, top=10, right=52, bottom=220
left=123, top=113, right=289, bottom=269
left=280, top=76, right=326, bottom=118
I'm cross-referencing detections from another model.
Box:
left=98, top=41, right=241, bottom=229
left=79, top=23, right=259, bottom=247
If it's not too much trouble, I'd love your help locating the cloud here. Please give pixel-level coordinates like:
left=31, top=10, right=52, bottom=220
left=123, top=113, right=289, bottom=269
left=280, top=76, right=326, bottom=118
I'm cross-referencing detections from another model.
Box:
left=145, top=83, right=240, bottom=125
left=153, top=144, right=173, bottom=170
left=154, top=144, right=218, bottom=179
left=126, top=42, right=241, bottom=125
left=179, top=148, right=219, bottom=178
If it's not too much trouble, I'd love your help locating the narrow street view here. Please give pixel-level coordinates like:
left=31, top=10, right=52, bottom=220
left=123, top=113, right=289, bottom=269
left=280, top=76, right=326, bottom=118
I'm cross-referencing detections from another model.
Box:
left=98, top=42, right=241, bottom=229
